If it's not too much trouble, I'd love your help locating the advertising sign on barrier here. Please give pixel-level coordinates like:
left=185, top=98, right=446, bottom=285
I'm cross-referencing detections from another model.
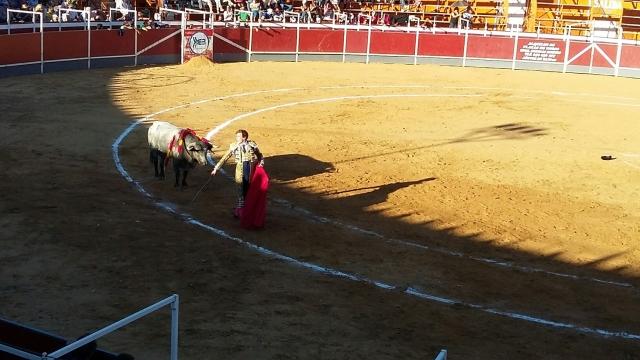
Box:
left=184, top=29, right=213, bottom=61
left=516, top=39, right=564, bottom=63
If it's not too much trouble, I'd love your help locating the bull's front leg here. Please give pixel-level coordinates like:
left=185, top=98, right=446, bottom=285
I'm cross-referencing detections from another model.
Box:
left=150, top=149, right=159, bottom=178
left=181, top=170, right=189, bottom=188
left=159, top=152, right=166, bottom=180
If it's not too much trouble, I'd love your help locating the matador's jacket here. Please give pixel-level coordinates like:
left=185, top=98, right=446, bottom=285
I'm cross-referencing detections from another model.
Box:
left=213, top=140, right=263, bottom=208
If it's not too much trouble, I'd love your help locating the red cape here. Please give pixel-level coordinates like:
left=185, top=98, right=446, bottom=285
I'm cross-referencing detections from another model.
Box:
left=240, top=166, right=269, bottom=229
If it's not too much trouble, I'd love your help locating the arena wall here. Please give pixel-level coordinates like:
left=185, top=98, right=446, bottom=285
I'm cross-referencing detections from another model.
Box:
left=2, top=25, right=640, bottom=78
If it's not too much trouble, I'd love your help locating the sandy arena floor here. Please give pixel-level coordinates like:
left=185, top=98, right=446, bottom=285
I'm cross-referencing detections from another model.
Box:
left=1, top=59, right=640, bottom=359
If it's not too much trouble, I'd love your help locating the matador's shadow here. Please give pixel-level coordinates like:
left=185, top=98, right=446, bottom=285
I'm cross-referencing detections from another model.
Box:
left=266, top=154, right=336, bottom=182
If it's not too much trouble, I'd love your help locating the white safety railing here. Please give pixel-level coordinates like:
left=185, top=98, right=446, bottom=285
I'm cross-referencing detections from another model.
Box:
left=41, top=294, right=179, bottom=360
left=333, top=12, right=348, bottom=26
left=185, top=7, right=214, bottom=28
left=7, top=8, right=42, bottom=35
left=57, top=7, right=90, bottom=29
left=283, top=10, right=299, bottom=26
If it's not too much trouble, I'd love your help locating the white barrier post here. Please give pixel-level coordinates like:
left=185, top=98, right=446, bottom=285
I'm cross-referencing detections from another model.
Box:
left=511, top=28, right=519, bottom=70
left=563, top=25, right=571, bottom=73
left=614, top=26, right=623, bottom=76
left=5, top=8, right=8, bottom=35
left=134, top=7, right=137, bottom=66
left=462, top=27, right=468, bottom=67
left=181, top=13, right=186, bottom=64
left=342, top=21, right=347, bottom=63
left=588, top=41, right=595, bottom=73
left=248, top=20, right=253, bottom=62
left=295, top=17, right=300, bottom=62
left=39, top=11, right=43, bottom=74
left=413, top=26, right=419, bottom=65
left=367, top=15, right=371, bottom=64
left=170, top=295, right=180, bottom=360
left=88, top=13, right=91, bottom=69
left=434, top=349, right=447, bottom=360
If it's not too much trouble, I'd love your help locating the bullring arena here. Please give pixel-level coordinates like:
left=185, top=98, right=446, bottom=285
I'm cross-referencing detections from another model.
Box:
left=2, top=9, right=640, bottom=360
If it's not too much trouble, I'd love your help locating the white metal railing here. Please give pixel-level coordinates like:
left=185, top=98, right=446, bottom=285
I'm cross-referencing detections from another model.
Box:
left=333, top=12, right=348, bottom=25
left=7, top=8, right=42, bottom=35
left=284, top=10, right=300, bottom=26
left=185, top=7, right=214, bottom=28
left=434, top=349, right=447, bottom=360
left=57, top=7, right=90, bottom=29
left=40, top=294, right=179, bottom=360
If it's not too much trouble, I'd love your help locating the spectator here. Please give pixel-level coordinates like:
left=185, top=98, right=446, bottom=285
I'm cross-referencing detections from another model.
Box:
left=249, top=0, right=260, bottom=21
left=273, top=5, right=282, bottom=20
left=322, top=0, right=334, bottom=20
left=309, top=0, right=321, bottom=22
left=223, top=5, right=233, bottom=20
left=238, top=2, right=249, bottom=22
left=448, top=6, right=459, bottom=28
left=299, top=0, right=310, bottom=22
left=461, top=5, right=473, bottom=29
left=119, top=19, right=132, bottom=35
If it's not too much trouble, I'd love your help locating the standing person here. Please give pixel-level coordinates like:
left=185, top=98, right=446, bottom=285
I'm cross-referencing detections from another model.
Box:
left=449, top=6, right=460, bottom=28
left=210, top=129, right=264, bottom=217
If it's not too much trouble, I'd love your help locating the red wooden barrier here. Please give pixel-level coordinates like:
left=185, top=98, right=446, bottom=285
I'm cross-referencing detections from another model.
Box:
left=0, top=33, right=40, bottom=65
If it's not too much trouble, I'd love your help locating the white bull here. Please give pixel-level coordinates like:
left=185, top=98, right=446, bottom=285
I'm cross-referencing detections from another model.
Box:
left=148, top=121, right=215, bottom=189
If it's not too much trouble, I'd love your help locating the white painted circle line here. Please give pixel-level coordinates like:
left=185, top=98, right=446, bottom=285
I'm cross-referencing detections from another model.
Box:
left=112, top=86, right=640, bottom=341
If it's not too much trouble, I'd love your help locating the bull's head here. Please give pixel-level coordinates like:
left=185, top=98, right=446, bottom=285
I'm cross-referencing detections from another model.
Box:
left=185, top=135, right=217, bottom=166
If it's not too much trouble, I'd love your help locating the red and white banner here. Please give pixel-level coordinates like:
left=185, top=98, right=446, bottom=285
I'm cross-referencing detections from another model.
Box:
left=183, top=29, right=213, bottom=62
